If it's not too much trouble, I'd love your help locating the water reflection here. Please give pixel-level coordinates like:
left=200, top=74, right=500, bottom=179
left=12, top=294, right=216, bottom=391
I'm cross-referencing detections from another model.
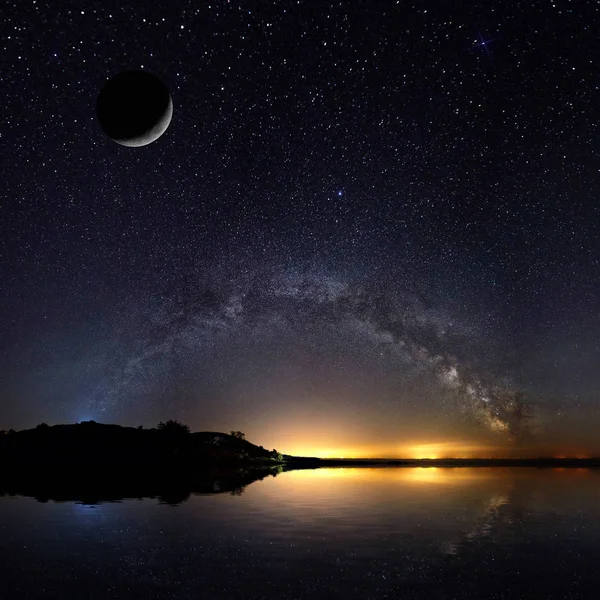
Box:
left=1, top=467, right=600, bottom=599
left=0, top=465, right=283, bottom=505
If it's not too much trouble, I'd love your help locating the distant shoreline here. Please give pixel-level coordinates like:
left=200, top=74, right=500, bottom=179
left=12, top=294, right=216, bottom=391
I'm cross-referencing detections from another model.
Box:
left=283, top=457, right=600, bottom=468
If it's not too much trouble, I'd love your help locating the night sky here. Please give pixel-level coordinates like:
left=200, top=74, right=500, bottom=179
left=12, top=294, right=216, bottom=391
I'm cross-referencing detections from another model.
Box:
left=1, top=0, right=599, bottom=458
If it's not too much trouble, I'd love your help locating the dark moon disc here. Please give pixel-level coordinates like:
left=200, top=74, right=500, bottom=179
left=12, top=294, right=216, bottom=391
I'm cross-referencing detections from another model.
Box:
left=96, top=70, right=173, bottom=147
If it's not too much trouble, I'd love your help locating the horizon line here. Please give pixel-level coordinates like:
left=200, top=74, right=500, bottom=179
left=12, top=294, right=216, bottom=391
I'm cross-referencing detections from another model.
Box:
left=285, top=456, right=600, bottom=461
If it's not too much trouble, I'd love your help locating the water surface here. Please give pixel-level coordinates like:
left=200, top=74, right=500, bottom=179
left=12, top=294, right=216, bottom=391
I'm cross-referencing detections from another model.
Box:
left=2, top=467, right=599, bottom=599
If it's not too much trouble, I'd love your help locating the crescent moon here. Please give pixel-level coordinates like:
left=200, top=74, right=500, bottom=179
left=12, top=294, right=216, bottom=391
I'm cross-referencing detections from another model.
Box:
left=112, top=95, right=173, bottom=148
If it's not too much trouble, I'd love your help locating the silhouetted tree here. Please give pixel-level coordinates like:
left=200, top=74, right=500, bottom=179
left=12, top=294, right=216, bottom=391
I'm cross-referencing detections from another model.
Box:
left=230, top=430, right=245, bottom=440
left=270, top=449, right=283, bottom=462
left=36, top=423, right=50, bottom=430
left=157, top=420, right=190, bottom=435
left=137, top=425, right=144, bottom=430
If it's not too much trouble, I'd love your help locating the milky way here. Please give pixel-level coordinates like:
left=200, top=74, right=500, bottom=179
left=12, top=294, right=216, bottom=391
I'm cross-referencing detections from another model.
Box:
left=85, top=271, right=533, bottom=440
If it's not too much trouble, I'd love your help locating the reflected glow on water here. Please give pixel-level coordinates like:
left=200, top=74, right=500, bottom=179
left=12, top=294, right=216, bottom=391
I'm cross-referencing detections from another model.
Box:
left=2, top=467, right=600, bottom=599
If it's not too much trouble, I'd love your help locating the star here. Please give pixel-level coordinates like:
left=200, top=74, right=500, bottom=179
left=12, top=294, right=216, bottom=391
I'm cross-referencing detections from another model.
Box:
left=471, top=32, right=500, bottom=56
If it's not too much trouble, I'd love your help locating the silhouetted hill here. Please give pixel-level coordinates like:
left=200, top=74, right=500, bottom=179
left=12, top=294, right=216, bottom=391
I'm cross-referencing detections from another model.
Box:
left=0, top=421, right=283, bottom=470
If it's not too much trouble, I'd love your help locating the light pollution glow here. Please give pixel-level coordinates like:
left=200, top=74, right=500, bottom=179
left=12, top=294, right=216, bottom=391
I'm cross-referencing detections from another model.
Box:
left=253, top=428, right=597, bottom=459
left=241, top=402, right=506, bottom=459
left=206, top=391, right=600, bottom=459
left=236, top=401, right=600, bottom=459
left=276, top=441, right=596, bottom=459
left=281, top=441, right=499, bottom=459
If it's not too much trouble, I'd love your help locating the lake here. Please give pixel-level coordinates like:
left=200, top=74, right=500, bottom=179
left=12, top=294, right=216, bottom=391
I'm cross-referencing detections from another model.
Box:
left=1, top=467, right=600, bottom=599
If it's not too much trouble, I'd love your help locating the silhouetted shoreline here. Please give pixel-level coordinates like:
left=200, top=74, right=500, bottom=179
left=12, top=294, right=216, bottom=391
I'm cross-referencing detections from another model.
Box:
left=2, top=421, right=599, bottom=473
left=282, top=457, right=600, bottom=468
left=2, top=421, right=600, bottom=505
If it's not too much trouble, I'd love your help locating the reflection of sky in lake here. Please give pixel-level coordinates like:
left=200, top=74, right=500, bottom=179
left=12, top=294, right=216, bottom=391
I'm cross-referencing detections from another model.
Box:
left=1, top=468, right=600, bottom=599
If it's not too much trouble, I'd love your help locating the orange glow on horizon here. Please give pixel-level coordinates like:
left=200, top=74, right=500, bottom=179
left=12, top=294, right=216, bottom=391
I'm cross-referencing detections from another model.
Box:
left=281, top=440, right=498, bottom=459
left=252, top=404, right=600, bottom=460
left=264, top=423, right=600, bottom=460
left=283, top=446, right=369, bottom=459
left=276, top=442, right=600, bottom=460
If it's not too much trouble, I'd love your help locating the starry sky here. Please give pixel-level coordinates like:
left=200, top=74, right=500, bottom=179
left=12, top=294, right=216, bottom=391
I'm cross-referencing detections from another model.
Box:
left=1, top=0, right=599, bottom=458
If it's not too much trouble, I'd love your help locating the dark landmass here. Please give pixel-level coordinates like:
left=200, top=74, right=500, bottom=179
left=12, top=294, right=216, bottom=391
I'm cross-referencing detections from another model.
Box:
left=0, top=421, right=285, bottom=504
left=0, top=420, right=284, bottom=470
